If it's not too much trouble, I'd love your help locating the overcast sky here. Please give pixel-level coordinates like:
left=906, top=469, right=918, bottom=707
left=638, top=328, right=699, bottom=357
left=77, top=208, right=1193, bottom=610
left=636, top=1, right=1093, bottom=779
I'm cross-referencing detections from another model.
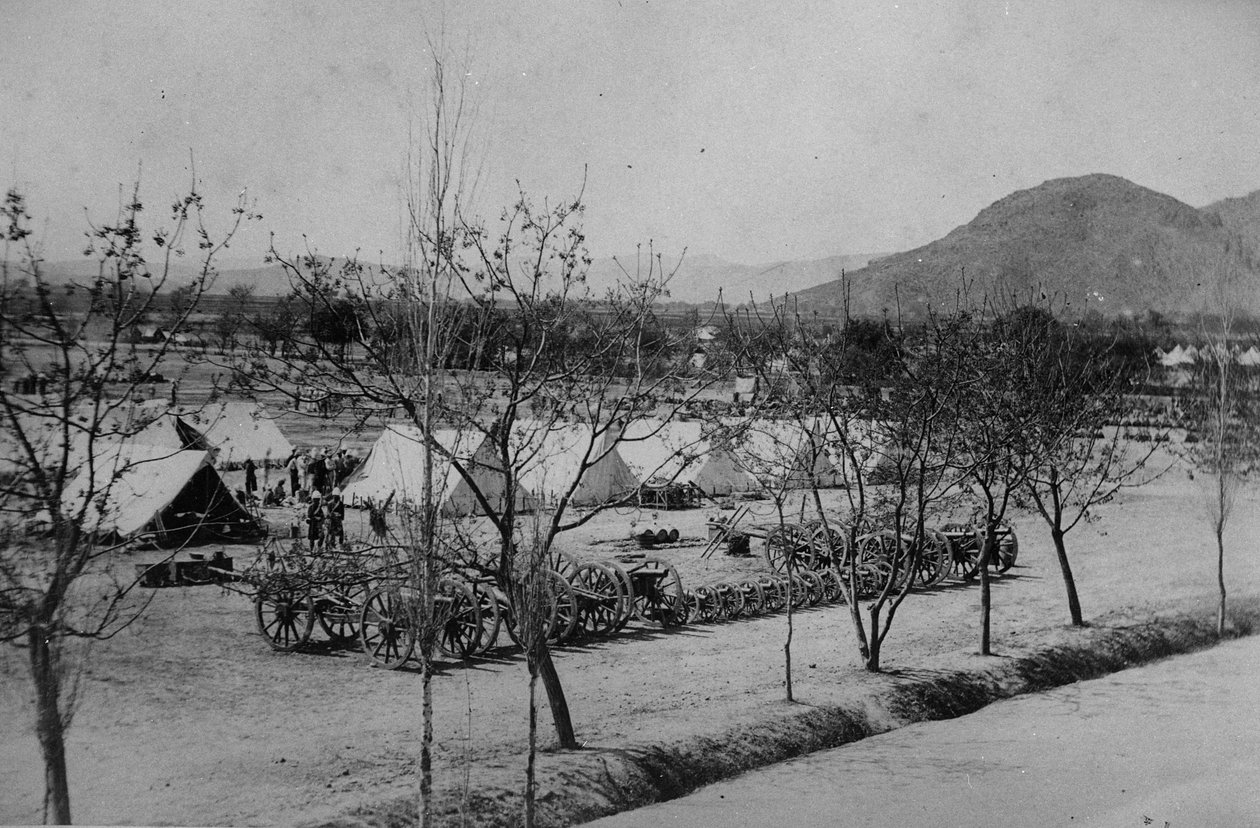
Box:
left=4, top=1, right=1260, bottom=271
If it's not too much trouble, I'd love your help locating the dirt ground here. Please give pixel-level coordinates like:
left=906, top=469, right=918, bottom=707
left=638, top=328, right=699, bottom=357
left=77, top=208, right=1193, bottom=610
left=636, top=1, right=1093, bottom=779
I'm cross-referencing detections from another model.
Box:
left=2, top=447, right=1259, bottom=826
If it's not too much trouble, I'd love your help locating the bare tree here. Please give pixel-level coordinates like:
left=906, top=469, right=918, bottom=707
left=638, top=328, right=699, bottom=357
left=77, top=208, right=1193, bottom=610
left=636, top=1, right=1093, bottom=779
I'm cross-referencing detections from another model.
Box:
left=1183, top=258, right=1258, bottom=637
left=1002, top=304, right=1165, bottom=626
left=0, top=183, right=251, bottom=823
left=949, top=302, right=1040, bottom=656
left=723, top=288, right=968, bottom=673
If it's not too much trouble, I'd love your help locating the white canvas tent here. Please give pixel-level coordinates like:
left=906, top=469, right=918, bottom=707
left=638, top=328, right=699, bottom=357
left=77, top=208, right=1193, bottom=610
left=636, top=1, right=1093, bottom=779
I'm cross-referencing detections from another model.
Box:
left=809, top=416, right=900, bottom=486
left=512, top=421, right=642, bottom=507
left=178, top=402, right=295, bottom=468
left=1159, top=344, right=1193, bottom=367
left=341, top=424, right=539, bottom=516
left=129, top=412, right=212, bottom=452
left=725, top=418, right=840, bottom=488
left=61, top=444, right=260, bottom=545
left=617, top=419, right=759, bottom=496
left=1237, top=346, right=1260, bottom=367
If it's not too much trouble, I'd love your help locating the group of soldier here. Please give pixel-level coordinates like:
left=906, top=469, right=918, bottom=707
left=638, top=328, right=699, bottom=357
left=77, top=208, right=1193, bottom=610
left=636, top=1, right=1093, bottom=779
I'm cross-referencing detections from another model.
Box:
left=238, top=448, right=360, bottom=551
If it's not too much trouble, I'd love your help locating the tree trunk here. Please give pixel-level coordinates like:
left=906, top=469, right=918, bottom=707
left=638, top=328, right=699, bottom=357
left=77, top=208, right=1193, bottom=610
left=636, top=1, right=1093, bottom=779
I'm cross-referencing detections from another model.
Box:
left=784, top=576, right=794, bottom=702
left=978, top=539, right=992, bottom=656
left=525, top=661, right=538, bottom=828
left=419, top=655, right=433, bottom=828
left=537, top=647, right=577, bottom=749
left=29, top=627, right=71, bottom=825
left=865, top=604, right=882, bottom=672
left=1216, top=529, right=1227, bottom=638
left=1050, top=528, right=1084, bottom=627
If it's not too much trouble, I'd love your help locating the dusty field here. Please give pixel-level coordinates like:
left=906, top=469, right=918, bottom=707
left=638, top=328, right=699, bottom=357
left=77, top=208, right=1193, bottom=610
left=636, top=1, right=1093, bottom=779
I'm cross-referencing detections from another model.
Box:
left=2, top=451, right=1259, bottom=826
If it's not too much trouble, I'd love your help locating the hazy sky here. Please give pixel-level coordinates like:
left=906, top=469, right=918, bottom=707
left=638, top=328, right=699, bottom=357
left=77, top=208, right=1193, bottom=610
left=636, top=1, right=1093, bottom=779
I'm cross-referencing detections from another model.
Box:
left=4, top=1, right=1260, bottom=270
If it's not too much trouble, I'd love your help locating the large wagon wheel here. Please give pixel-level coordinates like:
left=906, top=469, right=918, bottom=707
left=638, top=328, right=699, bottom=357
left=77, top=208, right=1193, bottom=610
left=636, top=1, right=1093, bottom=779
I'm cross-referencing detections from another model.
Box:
left=570, top=562, right=628, bottom=637
left=316, top=581, right=367, bottom=643
left=545, top=570, right=580, bottom=644
left=854, top=532, right=898, bottom=597
left=997, top=527, right=1019, bottom=573
left=633, top=557, right=685, bottom=627
left=435, top=578, right=483, bottom=660
left=806, top=521, right=849, bottom=571
left=470, top=581, right=503, bottom=654
left=359, top=585, right=416, bottom=669
left=945, top=525, right=983, bottom=580
left=603, top=561, right=637, bottom=632
left=255, top=581, right=315, bottom=651
left=914, top=530, right=954, bottom=589
left=763, top=523, right=814, bottom=572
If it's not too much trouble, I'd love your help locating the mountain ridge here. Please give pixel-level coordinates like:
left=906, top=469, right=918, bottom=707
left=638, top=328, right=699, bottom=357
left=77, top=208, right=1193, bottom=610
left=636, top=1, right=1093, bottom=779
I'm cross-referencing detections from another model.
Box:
left=795, top=174, right=1260, bottom=318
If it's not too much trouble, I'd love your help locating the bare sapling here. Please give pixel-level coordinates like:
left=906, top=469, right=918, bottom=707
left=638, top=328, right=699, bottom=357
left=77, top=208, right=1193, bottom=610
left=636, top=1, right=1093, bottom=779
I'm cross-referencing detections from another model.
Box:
left=1, top=182, right=254, bottom=823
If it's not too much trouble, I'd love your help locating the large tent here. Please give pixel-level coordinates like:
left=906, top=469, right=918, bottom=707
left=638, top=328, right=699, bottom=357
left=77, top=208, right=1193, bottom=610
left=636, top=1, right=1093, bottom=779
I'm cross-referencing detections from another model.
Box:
left=512, top=421, right=642, bottom=507
left=1237, top=346, right=1260, bottom=367
left=723, top=418, right=840, bottom=488
left=61, top=445, right=261, bottom=546
left=617, top=419, right=759, bottom=496
left=129, top=400, right=292, bottom=468
left=177, top=403, right=295, bottom=468
left=341, top=424, right=539, bottom=516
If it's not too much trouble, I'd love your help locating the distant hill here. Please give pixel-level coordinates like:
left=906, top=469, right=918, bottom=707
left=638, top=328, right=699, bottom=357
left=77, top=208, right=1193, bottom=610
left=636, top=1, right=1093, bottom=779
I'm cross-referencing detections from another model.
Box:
left=796, top=174, right=1260, bottom=319
left=34, top=251, right=885, bottom=305
left=563, top=251, right=886, bottom=304
left=1203, top=189, right=1260, bottom=265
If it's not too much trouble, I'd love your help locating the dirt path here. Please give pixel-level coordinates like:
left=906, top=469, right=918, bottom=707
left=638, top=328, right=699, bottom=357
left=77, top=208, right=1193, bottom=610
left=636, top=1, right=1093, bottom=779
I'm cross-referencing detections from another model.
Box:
left=2, top=469, right=1258, bottom=826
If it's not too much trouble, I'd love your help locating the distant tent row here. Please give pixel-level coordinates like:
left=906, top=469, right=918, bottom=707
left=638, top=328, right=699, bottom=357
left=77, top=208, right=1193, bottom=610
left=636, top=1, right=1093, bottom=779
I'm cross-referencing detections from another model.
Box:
left=342, top=422, right=640, bottom=514
left=341, top=416, right=921, bottom=516
left=1155, top=344, right=1260, bottom=367
left=340, top=424, right=539, bottom=516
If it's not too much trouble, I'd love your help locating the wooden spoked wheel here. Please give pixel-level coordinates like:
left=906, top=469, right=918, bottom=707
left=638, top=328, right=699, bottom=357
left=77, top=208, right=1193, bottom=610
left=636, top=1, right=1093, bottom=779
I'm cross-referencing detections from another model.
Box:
left=435, top=578, right=483, bottom=660
left=763, top=523, right=814, bottom=572
left=359, top=585, right=416, bottom=669
left=692, top=586, right=719, bottom=622
left=316, top=581, right=366, bottom=643
left=799, top=569, right=825, bottom=606
left=570, top=562, right=629, bottom=637
left=854, top=533, right=897, bottom=597
left=255, top=582, right=315, bottom=652
left=470, top=582, right=503, bottom=654
left=681, top=589, right=700, bottom=625
left=807, top=522, right=849, bottom=570
left=818, top=566, right=845, bottom=603
left=632, top=558, right=685, bottom=628
left=737, top=579, right=765, bottom=616
left=715, top=582, right=745, bottom=620
left=604, top=561, right=637, bottom=631
left=945, top=526, right=984, bottom=581
left=545, top=570, right=580, bottom=644
left=914, top=530, right=954, bottom=589
left=760, top=576, right=786, bottom=612
left=997, top=528, right=1019, bottom=573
